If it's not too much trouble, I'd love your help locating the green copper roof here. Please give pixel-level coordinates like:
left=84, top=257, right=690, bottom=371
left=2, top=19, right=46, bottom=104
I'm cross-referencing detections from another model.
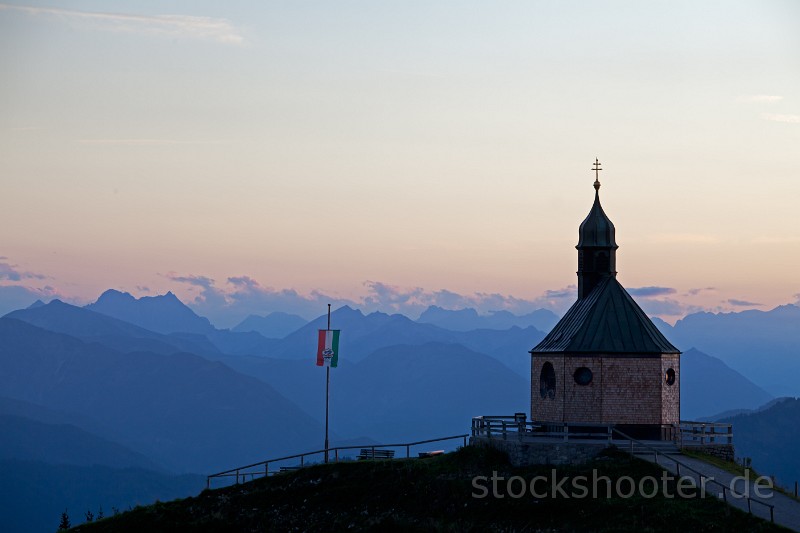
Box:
left=531, top=277, right=680, bottom=354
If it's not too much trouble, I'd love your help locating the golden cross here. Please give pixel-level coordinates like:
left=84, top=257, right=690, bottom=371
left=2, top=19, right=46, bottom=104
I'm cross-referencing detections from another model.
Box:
left=591, top=158, right=602, bottom=190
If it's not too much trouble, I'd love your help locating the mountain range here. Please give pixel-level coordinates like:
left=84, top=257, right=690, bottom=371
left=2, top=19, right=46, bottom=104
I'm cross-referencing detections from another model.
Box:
left=655, top=305, right=800, bottom=396
left=0, top=317, right=323, bottom=473
left=1, top=289, right=798, bottom=531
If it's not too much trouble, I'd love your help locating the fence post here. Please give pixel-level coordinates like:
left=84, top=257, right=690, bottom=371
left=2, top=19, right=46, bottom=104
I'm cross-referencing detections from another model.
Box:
left=206, top=477, right=210, bottom=490
left=236, top=469, right=240, bottom=484
left=335, top=449, right=339, bottom=462
left=563, top=423, right=568, bottom=442
left=406, top=445, right=410, bottom=458
left=265, top=462, right=269, bottom=477
left=371, top=445, right=375, bottom=458
left=463, top=435, right=467, bottom=448
left=502, top=421, right=507, bottom=440
left=301, top=455, right=304, bottom=467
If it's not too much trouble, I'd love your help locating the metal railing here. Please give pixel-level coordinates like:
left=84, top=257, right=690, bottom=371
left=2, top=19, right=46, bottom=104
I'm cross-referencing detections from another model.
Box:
left=612, top=428, right=774, bottom=523
left=206, top=434, right=469, bottom=489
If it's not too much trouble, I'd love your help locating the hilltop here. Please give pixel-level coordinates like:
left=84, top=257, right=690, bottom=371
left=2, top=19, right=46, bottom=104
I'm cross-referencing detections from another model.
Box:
left=69, top=446, right=782, bottom=532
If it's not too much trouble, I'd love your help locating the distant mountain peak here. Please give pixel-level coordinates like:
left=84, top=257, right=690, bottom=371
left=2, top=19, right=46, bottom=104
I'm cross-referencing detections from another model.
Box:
left=86, top=289, right=214, bottom=335
left=771, top=303, right=800, bottom=315
left=98, top=289, right=133, bottom=298
left=232, top=312, right=308, bottom=339
left=334, top=305, right=362, bottom=317
left=419, top=306, right=480, bottom=322
left=26, top=300, right=46, bottom=309
left=416, top=305, right=557, bottom=332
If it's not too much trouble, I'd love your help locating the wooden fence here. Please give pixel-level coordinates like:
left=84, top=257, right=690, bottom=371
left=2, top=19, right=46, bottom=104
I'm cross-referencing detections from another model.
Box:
left=471, top=415, right=615, bottom=442
left=678, top=421, right=734, bottom=446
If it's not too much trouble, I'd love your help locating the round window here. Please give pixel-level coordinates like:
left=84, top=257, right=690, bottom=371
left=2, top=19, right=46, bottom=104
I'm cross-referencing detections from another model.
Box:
left=540, top=362, right=556, bottom=399
left=665, top=368, right=676, bottom=386
left=573, top=367, right=593, bottom=386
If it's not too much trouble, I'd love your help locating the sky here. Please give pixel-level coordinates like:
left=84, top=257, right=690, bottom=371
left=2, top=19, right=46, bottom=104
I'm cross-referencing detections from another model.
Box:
left=1, top=1, right=799, bottom=327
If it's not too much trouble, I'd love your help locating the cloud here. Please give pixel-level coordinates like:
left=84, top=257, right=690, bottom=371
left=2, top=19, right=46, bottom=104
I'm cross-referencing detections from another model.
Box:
left=359, top=281, right=576, bottom=318
left=686, top=287, right=716, bottom=296
left=0, top=4, right=244, bottom=45
left=635, top=298, right=686, bottom=317
left=227, top=275, right=262, bottom=291
left=165, top=273, right=215, bottom=289
left=545, top=286, right=577, bottom=299
left=163, top=272, right=228, bottom=309
left=166, top=273, right=353, bottom=327
left=726, top=299, right=763, bottom=307
left=761, top=113, right=800, bottom=124
left=625, top=286, right=711, bottom=318
left=635, top=297, right=706, bottom=319
left=738, top=95, right=783, bottom=103
left=628, top=286, right=677, bottom=298
left=0, top=260, right=46, bottom=282
left=165, top=274, right=579, bottom=328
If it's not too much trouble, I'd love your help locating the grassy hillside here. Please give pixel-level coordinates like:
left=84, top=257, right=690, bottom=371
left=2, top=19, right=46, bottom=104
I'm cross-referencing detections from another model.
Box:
left=70, top=446, right=784, bottom=532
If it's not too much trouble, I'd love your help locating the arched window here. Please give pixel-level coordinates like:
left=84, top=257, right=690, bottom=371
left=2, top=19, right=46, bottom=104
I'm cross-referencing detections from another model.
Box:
left=665, top=368, right=676, bottom=386
left=540, top=362, right=556, bottom=399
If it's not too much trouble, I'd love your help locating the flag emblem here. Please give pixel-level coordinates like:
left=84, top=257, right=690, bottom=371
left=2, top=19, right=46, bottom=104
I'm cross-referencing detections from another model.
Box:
left=317, top=329, right=340, bottom=367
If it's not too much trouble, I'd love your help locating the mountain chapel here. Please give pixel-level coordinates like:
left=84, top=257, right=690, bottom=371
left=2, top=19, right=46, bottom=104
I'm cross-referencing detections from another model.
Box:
left=530, top=161, right=681, bottom=440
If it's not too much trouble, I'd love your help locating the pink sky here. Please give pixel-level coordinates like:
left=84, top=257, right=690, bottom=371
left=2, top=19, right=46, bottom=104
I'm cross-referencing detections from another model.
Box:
left=1, top=1, right=799, bottom=326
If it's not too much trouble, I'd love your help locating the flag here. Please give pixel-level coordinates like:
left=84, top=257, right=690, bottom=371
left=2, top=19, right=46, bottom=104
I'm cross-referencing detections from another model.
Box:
left=316, top=329, right=340, bottom=367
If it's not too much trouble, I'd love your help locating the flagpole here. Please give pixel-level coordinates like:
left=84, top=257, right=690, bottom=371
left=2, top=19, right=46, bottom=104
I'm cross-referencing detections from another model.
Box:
left=325, top=303, right=331, bottom=463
